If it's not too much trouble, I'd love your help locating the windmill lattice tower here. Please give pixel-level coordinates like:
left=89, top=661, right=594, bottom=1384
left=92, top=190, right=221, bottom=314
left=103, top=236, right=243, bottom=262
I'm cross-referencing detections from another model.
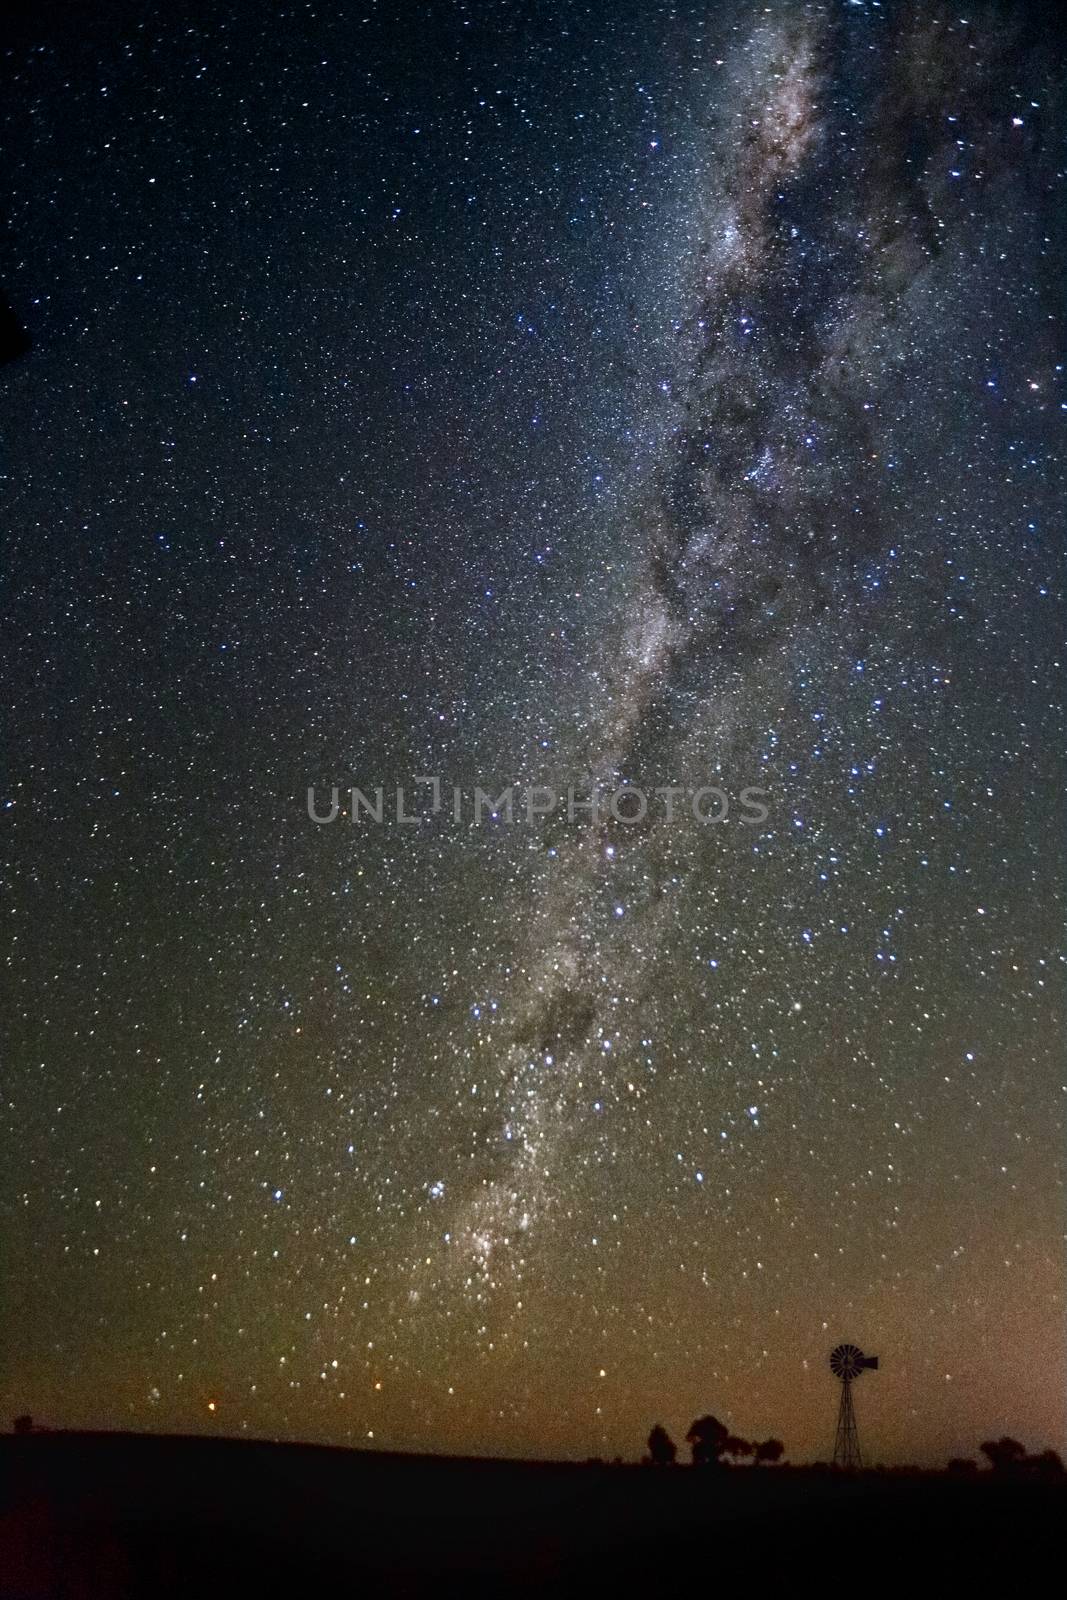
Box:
left=830, top=1343, right=878, bottom=1469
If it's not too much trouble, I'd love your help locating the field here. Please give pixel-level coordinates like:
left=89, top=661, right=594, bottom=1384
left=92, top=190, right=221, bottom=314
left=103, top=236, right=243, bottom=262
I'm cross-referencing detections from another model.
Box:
left=1, top=1431, right=1062, bottom=1595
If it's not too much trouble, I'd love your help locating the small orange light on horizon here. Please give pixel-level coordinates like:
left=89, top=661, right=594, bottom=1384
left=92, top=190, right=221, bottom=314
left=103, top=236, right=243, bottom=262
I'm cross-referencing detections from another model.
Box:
left=207, top=1400, right=217, bottom=1412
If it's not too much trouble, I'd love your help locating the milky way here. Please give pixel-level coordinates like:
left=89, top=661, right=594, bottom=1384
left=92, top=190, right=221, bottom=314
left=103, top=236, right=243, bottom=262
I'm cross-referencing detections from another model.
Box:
left=2, top=1, right=1063, bottom=1466
left=413, top=8, right=1062, bottom=1328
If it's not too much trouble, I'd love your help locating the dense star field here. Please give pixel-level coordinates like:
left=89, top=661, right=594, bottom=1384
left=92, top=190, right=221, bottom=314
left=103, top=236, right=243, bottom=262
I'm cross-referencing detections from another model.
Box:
left=1, top=0, right=1063, bottom=1467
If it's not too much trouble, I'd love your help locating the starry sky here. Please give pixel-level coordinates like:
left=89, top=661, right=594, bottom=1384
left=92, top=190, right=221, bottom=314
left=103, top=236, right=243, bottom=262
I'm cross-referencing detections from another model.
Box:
left=1, top=0, right=1063, bottom=1468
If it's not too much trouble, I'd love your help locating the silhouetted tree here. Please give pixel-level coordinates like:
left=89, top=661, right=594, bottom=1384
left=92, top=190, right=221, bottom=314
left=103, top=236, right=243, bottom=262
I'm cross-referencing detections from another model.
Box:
left=980, top=1437, right=1027, bottom=1473
left=947, top=1457, right=977, bottom=1475
left=646, top=1424, right=677, bottom=1466
left=753, top=1438, right=784, bottom=1467
left=12, top=1415, right=33, bottom=1435
left=1026, top=1449, right=1064, bottom=1479
left=686, top=1415, right=730, bottom=1467
left=724, top=1435, right=754, bottom=1464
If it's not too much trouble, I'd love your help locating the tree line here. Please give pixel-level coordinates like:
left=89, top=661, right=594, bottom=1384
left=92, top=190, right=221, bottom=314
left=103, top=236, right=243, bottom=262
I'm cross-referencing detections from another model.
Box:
left=645, top=1419, right=783, bottom=1468
left=643, top=1418, right=1064, bottom=1476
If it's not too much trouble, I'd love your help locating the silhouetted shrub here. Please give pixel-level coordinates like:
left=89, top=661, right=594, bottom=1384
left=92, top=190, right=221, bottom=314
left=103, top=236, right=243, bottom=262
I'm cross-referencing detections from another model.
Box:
left=646, top=1424, right=677, bottom=1466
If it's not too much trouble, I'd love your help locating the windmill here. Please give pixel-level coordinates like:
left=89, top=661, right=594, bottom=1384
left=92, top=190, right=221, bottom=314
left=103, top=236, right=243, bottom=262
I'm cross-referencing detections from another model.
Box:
left=830, top=1343, right=878, bottom=1469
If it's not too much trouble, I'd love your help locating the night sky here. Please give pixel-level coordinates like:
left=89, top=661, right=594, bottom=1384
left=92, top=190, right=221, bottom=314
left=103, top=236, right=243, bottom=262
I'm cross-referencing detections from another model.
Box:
left=2, top=0, right=1063, bottom=1468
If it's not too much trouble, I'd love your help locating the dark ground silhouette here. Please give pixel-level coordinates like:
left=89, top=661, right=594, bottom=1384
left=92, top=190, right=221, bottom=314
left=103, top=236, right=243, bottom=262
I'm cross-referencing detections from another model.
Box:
left=1, top=1429, right=1063, bottom=1596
